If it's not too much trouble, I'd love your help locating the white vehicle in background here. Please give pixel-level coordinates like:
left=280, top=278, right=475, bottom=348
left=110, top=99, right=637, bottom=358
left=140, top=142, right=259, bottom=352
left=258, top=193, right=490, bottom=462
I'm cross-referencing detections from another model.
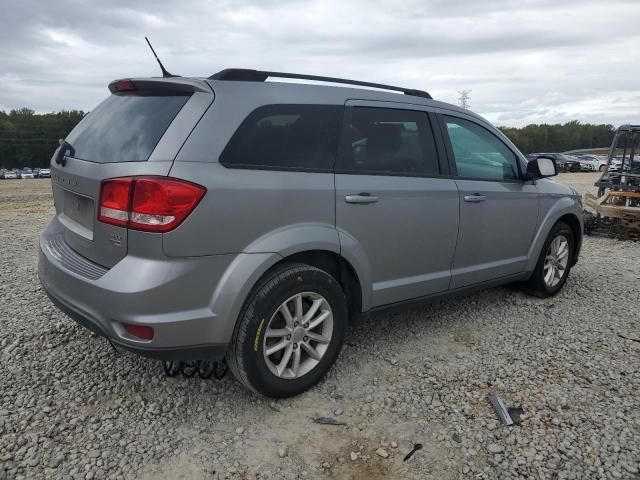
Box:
left=38, top=168, right=51, bottom=178
left=608, top=158, right=628, bottom=173
left=578, top=155, right=608, bottom=172
left=4, top=170, right=18, bottom=179
left=20, top=168, right=35, bottom=179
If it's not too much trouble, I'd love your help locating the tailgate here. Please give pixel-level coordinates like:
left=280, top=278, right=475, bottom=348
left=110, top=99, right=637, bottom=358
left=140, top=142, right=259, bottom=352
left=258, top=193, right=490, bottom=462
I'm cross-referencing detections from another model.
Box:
left=50, top=78, right=214, bottom=268
left=51, top=160, right=175, bottom=267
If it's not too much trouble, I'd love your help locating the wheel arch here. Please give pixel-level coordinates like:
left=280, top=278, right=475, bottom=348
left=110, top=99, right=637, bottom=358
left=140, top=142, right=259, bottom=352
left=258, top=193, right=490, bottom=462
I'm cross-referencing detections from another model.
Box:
left=266, top=250, right=363, bottom=319
left=210, top=248, right=366, bottom=346
left=557, top=213, right=582, bottom=266
left=526, top=198, right=584, bottom=273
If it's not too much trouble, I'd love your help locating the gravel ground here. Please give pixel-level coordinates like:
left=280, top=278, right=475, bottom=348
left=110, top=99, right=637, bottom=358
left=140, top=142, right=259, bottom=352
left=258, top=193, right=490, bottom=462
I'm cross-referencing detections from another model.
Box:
left=1, top=176, right=639, bottom=480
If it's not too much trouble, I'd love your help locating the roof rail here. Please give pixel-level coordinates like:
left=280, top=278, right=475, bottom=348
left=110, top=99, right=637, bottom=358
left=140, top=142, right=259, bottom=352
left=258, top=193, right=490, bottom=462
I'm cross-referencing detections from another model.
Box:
left=209, top=68, right=432, bottom=99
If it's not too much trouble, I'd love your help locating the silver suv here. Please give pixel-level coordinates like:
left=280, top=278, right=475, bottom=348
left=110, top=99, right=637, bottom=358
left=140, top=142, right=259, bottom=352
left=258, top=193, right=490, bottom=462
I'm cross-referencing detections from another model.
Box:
left=38, top=69, right=583, bottom=397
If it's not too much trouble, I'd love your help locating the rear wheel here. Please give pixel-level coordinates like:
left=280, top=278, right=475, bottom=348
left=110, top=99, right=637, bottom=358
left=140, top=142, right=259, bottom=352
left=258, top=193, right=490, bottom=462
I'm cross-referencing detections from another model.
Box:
left=228, top=263, right=347, bottom=398
left=522, top=221, right=574, bottom=298
left=599, top=165, right=606, bottom=172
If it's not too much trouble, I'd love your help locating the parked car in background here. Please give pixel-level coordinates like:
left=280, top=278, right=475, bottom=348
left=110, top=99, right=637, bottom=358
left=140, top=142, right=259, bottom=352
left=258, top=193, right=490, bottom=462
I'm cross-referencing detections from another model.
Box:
left=609, top=156, right=640, bottom=173
left=564, top=154, right=592, bottom=172
left=20, top=168, right=35, bottom=179
left=528, top=153, right=581, bottom=172
left=38, top=168, right=51, bottom=178
left=39, top=69, right=584, bottom=397
left=0, top=169, right=5, bottom=179
left=572, top=155, right=596, bottom=172
left=577, top=155, right=607, bottom=172
left=4, top=170, right=18, bottom=179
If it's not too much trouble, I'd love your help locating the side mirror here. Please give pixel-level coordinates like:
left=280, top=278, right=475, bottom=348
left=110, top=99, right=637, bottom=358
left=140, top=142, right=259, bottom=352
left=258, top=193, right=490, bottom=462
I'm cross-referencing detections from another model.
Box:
left=525, top=156, right=557, bottom=179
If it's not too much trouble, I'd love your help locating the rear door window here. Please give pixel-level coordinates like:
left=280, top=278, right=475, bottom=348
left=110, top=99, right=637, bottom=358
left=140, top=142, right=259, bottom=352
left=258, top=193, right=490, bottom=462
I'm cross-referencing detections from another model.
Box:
left=338, top=107, right=440, bottom=176
left=220, top=104, right=343, bottom=170
left=66, top=94, right=190, bottom=163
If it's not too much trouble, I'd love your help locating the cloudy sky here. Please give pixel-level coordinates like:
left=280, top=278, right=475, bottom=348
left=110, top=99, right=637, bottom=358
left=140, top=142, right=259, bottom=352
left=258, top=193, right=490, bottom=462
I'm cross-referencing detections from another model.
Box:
left=2, top=0, right=639, bottom=127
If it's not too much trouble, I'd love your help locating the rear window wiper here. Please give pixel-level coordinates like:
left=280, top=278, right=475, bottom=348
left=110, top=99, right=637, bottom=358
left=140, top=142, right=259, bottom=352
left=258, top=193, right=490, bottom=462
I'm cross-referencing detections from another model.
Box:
left=55, top=139, right=75, bottom=166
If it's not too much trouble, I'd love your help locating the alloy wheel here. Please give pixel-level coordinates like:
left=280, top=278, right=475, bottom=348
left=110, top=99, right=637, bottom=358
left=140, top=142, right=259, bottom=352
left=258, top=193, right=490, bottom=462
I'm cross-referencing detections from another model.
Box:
left=543, top=235, right=569, bottom=287
left=263, top=292, right=334, bottom=379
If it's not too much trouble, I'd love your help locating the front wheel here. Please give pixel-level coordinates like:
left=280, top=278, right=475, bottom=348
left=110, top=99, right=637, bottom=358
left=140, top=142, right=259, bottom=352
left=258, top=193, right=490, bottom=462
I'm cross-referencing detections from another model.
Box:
left=522, top=222, right=574, bottom=298
left=227, top=263, right=347, bottom=398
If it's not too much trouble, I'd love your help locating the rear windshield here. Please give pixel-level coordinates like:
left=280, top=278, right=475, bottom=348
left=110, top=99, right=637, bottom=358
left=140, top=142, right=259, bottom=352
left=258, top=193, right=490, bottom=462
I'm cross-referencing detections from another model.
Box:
left=66, top=94, right=189, bottom=163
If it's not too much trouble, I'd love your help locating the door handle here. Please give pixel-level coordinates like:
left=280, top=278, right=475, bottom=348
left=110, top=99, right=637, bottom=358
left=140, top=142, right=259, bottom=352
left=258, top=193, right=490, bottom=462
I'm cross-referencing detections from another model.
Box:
left=463, top=194, right=487, bottom=203
left=345, top=193, right=379, bottom=204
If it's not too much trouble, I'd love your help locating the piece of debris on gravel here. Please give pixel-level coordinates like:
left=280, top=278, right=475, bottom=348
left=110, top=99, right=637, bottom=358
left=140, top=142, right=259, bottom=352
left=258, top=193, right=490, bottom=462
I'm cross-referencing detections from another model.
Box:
left=311, top=416, right=346, bottom=426
left=1, top=176, right=639, bottom=479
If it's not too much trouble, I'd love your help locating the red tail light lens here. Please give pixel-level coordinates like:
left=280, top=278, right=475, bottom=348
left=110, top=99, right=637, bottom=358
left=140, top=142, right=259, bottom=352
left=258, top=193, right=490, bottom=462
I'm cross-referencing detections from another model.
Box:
left=99, top=178, right=133, bottom=227
left=112, top=80, right=137, bottom=92
left=98, top=177, right=205, bottom=232
left=130, top=178, right=205, bottom=232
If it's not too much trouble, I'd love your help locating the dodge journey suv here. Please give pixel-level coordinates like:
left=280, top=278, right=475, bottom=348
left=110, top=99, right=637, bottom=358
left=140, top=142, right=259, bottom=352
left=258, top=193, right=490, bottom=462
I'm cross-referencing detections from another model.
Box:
left=39, top=69, right=583, bottom=397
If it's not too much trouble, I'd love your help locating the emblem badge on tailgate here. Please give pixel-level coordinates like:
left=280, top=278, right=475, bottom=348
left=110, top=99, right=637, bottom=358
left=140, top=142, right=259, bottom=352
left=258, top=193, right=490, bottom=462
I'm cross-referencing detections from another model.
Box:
left=109, top=233, right=123, bottom=247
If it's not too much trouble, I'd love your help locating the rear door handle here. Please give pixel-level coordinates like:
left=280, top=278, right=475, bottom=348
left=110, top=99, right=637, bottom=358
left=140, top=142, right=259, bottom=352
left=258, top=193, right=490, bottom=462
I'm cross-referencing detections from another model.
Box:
left=345, top=193, right=379, bottom=204
left=463, top=194, right=487, bottom=203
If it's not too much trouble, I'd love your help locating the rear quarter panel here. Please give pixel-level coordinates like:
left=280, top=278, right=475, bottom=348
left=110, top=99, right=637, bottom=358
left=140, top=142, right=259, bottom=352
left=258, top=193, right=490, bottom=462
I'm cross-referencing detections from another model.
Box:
left=164, top=162, right=336, bottom=256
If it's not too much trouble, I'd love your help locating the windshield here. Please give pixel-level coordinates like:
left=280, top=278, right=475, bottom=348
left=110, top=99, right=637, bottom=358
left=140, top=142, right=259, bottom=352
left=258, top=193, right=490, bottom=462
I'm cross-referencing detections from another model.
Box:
left=66, top=94, right=190, bottom=163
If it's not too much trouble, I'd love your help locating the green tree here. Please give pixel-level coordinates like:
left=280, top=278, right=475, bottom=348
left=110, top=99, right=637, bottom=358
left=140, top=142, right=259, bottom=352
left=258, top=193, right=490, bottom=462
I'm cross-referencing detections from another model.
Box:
left=0, top=109, right=85, bottom=169
left=499, top=121, right=616, bottom=154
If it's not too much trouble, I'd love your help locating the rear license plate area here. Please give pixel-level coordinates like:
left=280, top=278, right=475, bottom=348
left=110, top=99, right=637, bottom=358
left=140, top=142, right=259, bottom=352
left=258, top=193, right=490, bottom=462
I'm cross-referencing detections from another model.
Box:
left=60, top=190, right=95, bottom=240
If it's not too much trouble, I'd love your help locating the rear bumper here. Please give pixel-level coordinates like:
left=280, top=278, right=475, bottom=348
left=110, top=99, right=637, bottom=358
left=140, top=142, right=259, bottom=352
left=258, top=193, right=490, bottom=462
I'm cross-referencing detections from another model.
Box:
left=38, top=217, right=236, bottom=361
left=42, top=285, right=227, bottom=360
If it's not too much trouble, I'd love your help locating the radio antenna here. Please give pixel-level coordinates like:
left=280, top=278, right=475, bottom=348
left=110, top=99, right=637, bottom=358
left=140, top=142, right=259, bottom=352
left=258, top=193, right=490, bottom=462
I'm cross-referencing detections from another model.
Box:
left=145, top=36, right=176, bottom=78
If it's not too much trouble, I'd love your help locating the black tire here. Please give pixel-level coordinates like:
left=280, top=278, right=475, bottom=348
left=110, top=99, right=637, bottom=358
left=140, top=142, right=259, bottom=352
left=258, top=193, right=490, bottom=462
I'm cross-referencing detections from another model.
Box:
left=227, top=263, right=347, bottom=398
left=522, top=221, right=574, bottom=298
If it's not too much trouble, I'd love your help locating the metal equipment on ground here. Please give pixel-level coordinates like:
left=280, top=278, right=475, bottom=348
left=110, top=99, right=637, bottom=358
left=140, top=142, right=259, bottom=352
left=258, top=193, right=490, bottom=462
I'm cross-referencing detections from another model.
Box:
left=583, top=125, right=640, bottom=240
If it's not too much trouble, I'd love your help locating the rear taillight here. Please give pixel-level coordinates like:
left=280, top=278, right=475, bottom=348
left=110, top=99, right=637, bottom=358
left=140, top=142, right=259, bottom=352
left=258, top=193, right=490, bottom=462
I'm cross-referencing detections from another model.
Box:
left=98, top=177, right=205, bottom=232
left=99, top=178, right=132, bottom=227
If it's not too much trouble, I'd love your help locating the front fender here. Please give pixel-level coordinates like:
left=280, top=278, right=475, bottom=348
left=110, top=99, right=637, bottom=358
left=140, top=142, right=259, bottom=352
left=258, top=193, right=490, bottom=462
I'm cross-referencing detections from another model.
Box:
left=525, top=194, right=583, bottom=272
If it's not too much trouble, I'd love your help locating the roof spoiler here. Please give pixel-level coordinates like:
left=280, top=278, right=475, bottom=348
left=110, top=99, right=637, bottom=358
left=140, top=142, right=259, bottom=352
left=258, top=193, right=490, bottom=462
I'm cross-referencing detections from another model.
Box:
left=209, top=68, right=432, bottom=99
left=108, top=78, right=211, bottom=95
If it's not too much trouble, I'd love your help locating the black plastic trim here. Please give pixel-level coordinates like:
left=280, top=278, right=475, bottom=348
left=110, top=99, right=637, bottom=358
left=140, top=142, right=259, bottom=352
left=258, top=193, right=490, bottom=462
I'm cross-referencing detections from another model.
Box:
left=111, top=341, right=227, bottom=361
left=368, top=272, right=529, bottom=315
left=209, top=68, right=432, bottom=99
left=428, top=111, right=451, bottom=176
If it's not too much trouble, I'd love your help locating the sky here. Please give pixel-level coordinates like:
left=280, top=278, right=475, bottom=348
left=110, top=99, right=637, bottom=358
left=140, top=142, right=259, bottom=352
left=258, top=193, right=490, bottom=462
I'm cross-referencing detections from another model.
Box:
left=1, top=0, right=639, bottom=127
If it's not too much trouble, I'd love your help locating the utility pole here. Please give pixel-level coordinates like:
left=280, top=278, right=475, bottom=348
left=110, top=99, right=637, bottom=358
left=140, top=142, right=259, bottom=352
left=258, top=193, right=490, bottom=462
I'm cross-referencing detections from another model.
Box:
left=458, top=89, right=472, bottom=110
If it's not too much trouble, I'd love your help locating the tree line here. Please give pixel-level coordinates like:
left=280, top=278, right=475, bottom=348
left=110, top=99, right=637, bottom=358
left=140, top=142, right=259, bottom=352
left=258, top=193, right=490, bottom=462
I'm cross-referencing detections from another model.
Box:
left=0, top=109, right=86, bottom=169
left=0, top=108, right=617, bottom=169
left=499, top=120, right=615, bottom=154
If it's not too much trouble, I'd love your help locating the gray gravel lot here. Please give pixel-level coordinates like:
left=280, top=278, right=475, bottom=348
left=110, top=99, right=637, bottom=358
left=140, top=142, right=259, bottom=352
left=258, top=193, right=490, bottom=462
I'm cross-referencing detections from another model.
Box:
left=1, top=176, right=639, bottom=480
